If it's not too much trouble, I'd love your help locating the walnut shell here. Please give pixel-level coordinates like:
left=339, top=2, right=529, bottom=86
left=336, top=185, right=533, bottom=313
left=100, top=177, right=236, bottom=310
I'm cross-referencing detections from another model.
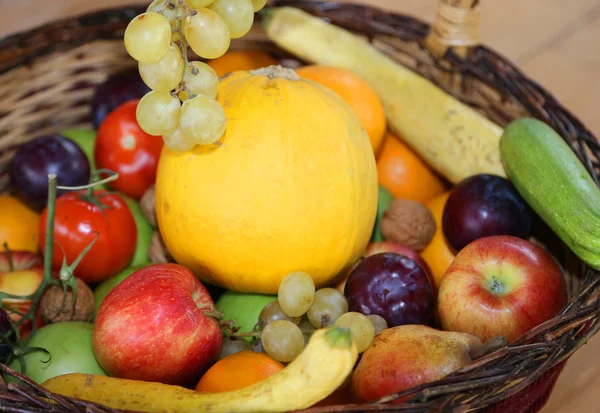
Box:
left=39, top=278, right=95, bottom=323
left=140, top=184, right=157, bottom=228
left=380, top=198, right=436, bottom=252
left=148, top=231, right=174, bottom=264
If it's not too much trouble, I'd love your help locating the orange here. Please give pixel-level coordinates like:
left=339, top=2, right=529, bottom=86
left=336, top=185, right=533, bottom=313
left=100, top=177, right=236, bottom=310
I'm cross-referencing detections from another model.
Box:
left=195, top=350, right=284, bottom=393
left=376, top=132, right=448, bottom=203
left=421, top=191, right=456, bottom=289
left=295, top=65, right=387, bottom=153
left=0, top=194, right=40, bottom=253
left=207, top=50, right=279, bottom=78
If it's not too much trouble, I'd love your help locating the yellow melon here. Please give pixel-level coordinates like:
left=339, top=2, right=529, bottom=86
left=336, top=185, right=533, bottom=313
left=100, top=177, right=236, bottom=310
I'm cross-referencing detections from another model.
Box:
left=155, top=66, right=378, bottom=294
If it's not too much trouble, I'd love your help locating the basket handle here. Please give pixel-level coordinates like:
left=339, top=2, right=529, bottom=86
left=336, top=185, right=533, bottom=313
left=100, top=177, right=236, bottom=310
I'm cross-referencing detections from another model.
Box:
left=424, top=0, right=481, bottom=57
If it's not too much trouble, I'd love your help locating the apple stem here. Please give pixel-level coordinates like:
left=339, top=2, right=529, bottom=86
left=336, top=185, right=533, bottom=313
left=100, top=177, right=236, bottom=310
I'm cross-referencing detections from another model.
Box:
left=202, top=310, right=224, bottom=321
left=2, top=242, right=14, bottom=272
left=490, top=277, right=505, bottom=295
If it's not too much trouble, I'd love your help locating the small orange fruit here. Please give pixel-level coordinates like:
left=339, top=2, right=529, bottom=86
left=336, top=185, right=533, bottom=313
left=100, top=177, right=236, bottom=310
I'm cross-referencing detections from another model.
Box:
left=421, top=191, right=456, bottom=289
left=207, top=50, right=279, bottom=78
left=295, top=65, right=387, bottom=153
left=376, top=133, right=448, bottom=203
left=0, top=195, right=40, bottom=253
left=195, top=350, right=284, bottom=393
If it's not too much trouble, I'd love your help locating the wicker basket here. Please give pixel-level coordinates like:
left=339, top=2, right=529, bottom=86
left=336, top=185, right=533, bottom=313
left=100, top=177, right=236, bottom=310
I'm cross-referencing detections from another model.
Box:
left=1, top=1, right=599, bottom=412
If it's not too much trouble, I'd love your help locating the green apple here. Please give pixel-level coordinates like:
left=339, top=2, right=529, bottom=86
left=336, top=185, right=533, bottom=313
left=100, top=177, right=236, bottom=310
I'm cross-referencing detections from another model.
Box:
left=60, top=128, right=97, bottom=171
left=94, top=265, right=149, bottom=312
left=371, top=185, right=395, bottom=242
left=216, top=290, right=277, bottom=342
left=121, top=195, right=154, bottom=268
left=7, top=322, right=107, bottom=384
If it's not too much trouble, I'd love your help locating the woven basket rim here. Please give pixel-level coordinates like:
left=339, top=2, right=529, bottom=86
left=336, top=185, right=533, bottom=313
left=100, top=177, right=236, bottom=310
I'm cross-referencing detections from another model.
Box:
left=1, top=1, right=599, bottom=413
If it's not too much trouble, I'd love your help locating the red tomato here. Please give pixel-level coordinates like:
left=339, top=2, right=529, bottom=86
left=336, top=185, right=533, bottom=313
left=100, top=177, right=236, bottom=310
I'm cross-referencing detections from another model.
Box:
left=94, top=99, right=164, bottom=199
left=38, top=191, right=137, bottom=284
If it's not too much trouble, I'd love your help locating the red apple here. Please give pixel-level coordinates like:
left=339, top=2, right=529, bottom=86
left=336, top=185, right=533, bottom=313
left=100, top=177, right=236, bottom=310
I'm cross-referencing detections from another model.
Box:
left=437, top=235, right=567, bottom=343
left=0, top=250, right=44, bottom=323
left=92, top=263, right=223, bottom=386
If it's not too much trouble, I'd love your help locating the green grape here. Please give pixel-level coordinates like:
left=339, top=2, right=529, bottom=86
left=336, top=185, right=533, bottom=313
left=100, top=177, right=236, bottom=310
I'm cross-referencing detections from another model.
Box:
left=218, top=336, right=251, bottom=360
left=147, top=0, right=178, bottom=29
left=306, top=288, right=348, bottom=328
left=278, top=271, right=315, bottom=317
left=258, top=301, right=301, bottom=328
left=179, top=94, right=226, bottom=145
left=209, top=0, right=254, bottom=39
left=251, top=0, right=267, bottom=12
left=124, top=12, right=172, bottom=63
left=252, top=339, right=264, bottom=353
left=139, top=43, right=184, bottom=92
left=182, top=61, right=219, bottom=99
left=186, top=0, right=217, bottom=8
left=261, top=320, right=304, bottom=362
left=162, top=127, right=198, bottom=151
left=298, top=319, right=315, bottom=347
left=184, top=8, right=230, bottom=59
left=335, top=312, right=375, bottom=353
left=367, top=314, right=388, bottom=335
left=136, top=91, right=180, bottom=136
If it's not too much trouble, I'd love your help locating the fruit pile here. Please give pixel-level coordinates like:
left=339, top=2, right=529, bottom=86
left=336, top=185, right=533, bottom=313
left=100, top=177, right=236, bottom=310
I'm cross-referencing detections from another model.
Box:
left=0, top=3, right=593, bottom=413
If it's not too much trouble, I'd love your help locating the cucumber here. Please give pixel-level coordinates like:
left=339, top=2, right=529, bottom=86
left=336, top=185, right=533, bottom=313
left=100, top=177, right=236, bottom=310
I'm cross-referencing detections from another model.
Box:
left=500, top=117, right=600, bottom=269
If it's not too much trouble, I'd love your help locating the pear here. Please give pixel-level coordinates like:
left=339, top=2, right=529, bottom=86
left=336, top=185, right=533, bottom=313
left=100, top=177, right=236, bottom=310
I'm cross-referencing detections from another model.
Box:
left=351, top=324, right=503, bottom=403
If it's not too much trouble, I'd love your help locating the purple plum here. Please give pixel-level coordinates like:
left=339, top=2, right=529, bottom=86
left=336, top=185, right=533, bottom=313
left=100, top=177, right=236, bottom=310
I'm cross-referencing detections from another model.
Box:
left=8, top=134, right=91, bottom=211
left=344, top=253, right=436, bottom=328
left=442, top=174, right=533, bottom=252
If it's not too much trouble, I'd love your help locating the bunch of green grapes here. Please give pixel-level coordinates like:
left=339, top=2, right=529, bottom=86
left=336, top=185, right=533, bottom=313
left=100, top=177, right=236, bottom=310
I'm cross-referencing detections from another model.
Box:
left=123, top=0, right=268, bottom=151
left=255, top=272, right=388, bottom=363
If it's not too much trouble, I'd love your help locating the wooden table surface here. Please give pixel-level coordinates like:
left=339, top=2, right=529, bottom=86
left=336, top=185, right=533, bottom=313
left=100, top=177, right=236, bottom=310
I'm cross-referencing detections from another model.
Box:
left=2, top=0, right=600, bottom=412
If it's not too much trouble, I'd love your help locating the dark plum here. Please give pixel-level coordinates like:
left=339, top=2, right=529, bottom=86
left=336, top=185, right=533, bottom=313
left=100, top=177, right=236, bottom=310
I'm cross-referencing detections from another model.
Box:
left=0, top=308, right=14, bottom=364
left=9, top=134, right=91, bottom=211
left=442, top=174, right=533, bottom=252
left=91, top=69, right=150, bottom=129
left=344, top=253, right=436, bottom=328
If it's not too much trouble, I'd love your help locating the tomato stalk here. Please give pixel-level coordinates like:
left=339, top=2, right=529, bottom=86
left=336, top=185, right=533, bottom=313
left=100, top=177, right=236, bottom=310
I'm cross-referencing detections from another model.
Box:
left=0, top=171, right=118, bottom=372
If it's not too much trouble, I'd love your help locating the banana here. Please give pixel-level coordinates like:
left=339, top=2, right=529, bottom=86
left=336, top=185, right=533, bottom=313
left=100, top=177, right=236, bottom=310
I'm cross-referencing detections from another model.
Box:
left=42, top=327, right=358, bottom=413
left=262, top=6, right=506, bottom=185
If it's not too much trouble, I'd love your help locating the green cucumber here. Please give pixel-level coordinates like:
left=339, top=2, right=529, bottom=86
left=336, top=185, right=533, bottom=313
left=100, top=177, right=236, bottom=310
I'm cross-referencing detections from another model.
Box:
left=500, top=117, right=600, bottom=269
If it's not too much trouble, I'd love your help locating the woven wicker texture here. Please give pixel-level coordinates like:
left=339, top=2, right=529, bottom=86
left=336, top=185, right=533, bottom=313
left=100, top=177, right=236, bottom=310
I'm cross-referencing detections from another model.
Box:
left=1, top=1, right=599, bottom=412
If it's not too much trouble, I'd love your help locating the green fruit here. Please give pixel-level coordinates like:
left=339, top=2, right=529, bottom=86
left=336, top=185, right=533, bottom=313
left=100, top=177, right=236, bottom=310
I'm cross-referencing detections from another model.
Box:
left=7, top=322, right=107, bottom=384
left=122, top=195, right=154, bottom=267
left=60, top=128, right=96, bottom=170
left=94, top=265, right=148, bottom=312
left=371, top=185, right=394, bottom=242
left=500, top=117, right=600, bottom=270
left=216, top=290, right=277, bottom=342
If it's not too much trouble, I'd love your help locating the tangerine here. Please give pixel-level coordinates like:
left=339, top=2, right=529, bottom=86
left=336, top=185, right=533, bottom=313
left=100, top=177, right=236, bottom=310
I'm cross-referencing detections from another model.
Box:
left=195, top=350, right=284, bottom=393
left=421, top=191, right=456, bottom=289
left=207, top=50, right=278, bottom=78
left=295, top=65, right=387, bottom=153
left=376, top=133, right=448, bottom=203
left=0, top=195, right=40, bottom=253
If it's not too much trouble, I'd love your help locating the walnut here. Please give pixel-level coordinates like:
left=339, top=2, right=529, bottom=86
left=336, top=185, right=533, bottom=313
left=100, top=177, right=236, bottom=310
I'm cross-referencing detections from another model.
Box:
left=39, top=278, right=95, bottom=323
left=148, top=231, right=174, bottom=264
left=140, top=184, right=157, bottom=228
left=380, top=198, right=436, bottom=252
